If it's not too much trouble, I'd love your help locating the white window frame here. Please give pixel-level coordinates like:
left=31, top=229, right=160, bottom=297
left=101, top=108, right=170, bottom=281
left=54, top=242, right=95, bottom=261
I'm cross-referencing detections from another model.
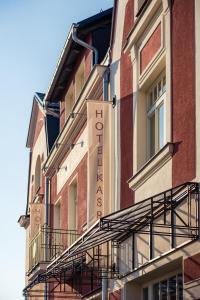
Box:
left=75, top=60, right=85, bottom=100
left=64, top=82, right=74, bottom=121
left=142, top=272, right=183, bottom=300
left=147, top=72, right=166, bottom=160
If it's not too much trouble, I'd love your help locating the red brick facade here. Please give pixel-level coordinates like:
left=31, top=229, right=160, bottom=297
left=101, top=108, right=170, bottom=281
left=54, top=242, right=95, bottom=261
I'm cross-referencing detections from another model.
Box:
left=120, top=0, right=134, bottom=209
left=172, top=0, right=196, bottom=186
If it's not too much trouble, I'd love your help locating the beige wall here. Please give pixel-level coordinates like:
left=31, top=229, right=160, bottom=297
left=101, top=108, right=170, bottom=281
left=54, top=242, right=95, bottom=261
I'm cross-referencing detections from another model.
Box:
left=110, top=0, right=128, bottom=212
left=29, top=122, right=47, bottom=204
left=135, top=159, right=172, bottom=201
left=57, top=125, right=88, bottom=193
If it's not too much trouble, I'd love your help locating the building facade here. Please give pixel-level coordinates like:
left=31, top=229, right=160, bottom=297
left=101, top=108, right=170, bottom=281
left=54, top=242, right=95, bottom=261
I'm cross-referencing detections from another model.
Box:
left=18, top=1, right=200, bottom=299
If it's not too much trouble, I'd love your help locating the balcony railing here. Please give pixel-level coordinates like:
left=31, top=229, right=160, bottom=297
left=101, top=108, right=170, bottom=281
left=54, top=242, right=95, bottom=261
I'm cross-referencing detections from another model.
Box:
left=29, top=225, right=79, bottom=273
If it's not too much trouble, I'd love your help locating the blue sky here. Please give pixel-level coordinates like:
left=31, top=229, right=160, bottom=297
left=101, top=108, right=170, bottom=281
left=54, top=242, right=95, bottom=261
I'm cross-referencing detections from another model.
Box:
left=0, top=1, right=113, bottom=299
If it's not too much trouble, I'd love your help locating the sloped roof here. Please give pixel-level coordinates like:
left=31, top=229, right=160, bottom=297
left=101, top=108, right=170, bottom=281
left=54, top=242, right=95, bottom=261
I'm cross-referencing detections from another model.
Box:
left=26, top=93, right=45, bottom=148
left=44, top=8, right=113, bottom=103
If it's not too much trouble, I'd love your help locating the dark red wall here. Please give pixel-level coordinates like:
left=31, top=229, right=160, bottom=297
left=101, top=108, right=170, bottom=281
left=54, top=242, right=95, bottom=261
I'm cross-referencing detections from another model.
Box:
left=140, top=23, right=161, bottom=74
left=172, top=0, right=196, bottom=186
left=50, top=154, right=87, bottom=235
left=184, top=253, right=200, bottom=283
left=122, top=0, right=134, bottom=47
left=120, top=0, right=134, bottom=209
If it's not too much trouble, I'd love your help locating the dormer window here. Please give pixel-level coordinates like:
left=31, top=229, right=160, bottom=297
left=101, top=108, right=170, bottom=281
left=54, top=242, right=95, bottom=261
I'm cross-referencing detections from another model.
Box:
left=75, top=61, right=85, bottom=100
left=65, top=83, right=74, bottom=121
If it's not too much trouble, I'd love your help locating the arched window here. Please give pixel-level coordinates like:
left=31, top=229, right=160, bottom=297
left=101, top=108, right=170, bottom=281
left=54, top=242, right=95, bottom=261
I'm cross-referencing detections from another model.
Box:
left=35, top=156, right=41, bottom=194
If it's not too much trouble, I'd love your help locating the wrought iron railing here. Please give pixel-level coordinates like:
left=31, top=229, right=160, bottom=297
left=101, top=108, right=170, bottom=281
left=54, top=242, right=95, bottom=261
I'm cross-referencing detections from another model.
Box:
left=24, top=182, right=200, bottom=298
left=29, top=225, right=79, bottom=272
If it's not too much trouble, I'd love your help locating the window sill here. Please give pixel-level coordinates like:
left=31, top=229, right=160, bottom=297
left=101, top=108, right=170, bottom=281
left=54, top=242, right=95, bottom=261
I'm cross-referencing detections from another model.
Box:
left=128, top=142, right=174, bottom=190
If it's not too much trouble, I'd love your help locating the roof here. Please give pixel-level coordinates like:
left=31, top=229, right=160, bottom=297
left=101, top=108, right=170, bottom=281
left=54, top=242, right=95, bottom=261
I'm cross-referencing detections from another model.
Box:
left=26, top=93, right=45, bottom=148
left=44, top=8, right=113, bottom=103
left=76, top=8, right=113, bottom=30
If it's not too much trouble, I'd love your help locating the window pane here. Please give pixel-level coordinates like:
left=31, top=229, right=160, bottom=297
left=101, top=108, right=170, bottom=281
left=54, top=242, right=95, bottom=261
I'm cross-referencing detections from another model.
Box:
left=163, top=75, right=166, bottom=92
left=177, top=273, right=183, bottom=300
left=158, top=104, right=164, bottom=149
left=143, top=287, right=148, bottom=300
left=158, top=81, right=162, bottom=97
left=153, top=283, right=159, bottom=300
left=149, top=113, right=155, bottom=157
left=154, top=86, right=157, bottom=102
left=149, top=91, right=153, bottom=107
left=169, top=276, right=177, bottom=300
left=160, top=280, right=167, bottom=300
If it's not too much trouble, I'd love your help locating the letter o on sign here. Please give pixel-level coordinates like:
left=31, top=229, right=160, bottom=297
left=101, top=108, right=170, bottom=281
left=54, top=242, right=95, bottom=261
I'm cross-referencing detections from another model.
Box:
left=95, top=122, right=103, bottom=131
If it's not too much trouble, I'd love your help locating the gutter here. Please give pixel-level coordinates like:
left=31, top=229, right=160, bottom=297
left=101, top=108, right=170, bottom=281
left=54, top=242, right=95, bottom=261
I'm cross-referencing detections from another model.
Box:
left=72, top=23, right=99, bottom=65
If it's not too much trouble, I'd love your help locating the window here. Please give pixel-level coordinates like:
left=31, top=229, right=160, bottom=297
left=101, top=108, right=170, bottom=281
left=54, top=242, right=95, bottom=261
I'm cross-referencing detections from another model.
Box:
left=68, top=179, right=77, bottom=231
left=65, top=83, right=74, bottom=120
left=54, top=200, right=61, bottom=229
left=68, top=179, right=78, bottom=245
left=146, top=273, right=183, bottom=300
left=143, top=287, right=149, bottom=300
left=135, top=0, right=148, bottom=17
left=147, top=73, right=166, bottom=159
left=75, top=61, right=85, bottom=99
left=34, top=156, right=41, bottom=194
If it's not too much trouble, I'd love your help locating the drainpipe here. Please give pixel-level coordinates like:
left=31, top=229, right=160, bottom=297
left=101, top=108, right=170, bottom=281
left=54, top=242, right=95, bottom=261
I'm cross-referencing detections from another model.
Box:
left=102, top=66, right=110, bottom=300
left=72, top=24, right=99, bottom=65
left=72, top=22, right=109, bottom=300
left=102, top=269, right=108, bottom=300
left=169, top=0, right=173, bottom=144
left=44, top=176, right=50, bottom=300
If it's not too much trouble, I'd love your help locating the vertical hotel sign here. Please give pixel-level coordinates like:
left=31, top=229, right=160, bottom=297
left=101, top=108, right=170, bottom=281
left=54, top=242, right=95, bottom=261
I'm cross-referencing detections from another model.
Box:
left=30, top=203, right=44, bottom=238
left=87, top=100, right=110, bottom=226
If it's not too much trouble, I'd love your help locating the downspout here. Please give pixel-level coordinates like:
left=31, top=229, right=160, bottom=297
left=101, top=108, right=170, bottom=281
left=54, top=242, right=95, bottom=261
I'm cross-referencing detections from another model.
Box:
left=44, top=176, right=50, bottom=300
left=101, top=69, right=109, bottom=299
left=170, top=0, right=173, bottom=145
left=72, top=21, right=109, bottom=300
left=72, top=24, right=99, bottom=65
left=102, top=66, right=110, bottom=300
left=102, top=269, right=108, bottom=300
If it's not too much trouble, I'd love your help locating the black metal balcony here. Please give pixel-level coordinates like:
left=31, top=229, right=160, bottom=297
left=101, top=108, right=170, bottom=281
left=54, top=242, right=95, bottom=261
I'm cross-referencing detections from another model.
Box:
left=24, top=182, right=200, bottom=298
left=28, top=225, right=79, bottom=275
